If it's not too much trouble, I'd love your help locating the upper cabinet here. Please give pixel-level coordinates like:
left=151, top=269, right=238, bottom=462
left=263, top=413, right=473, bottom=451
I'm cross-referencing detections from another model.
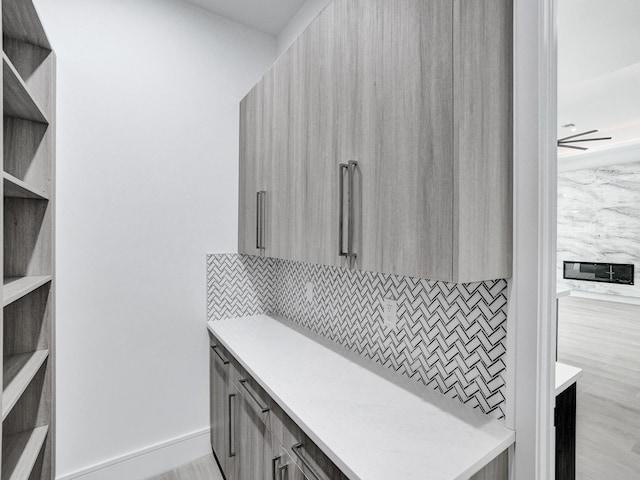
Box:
left=239, top=0, right=512, bottom=284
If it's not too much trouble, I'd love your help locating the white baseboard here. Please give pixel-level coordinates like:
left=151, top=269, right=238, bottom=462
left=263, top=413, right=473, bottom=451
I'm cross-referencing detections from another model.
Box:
left=56, top=428, right=212, bottom=480
left=569, top=290, right=640, bottom=306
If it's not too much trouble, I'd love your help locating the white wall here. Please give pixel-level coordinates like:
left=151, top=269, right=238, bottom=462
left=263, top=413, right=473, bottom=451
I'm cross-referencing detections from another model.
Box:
left=276, top=0, right=330, bottom=55
left=33, top=0, right=276, bottom=477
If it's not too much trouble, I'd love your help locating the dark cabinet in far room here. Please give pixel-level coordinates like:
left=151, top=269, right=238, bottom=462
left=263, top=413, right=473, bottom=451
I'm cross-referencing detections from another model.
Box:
left=555, top=384, right=577, bottom=480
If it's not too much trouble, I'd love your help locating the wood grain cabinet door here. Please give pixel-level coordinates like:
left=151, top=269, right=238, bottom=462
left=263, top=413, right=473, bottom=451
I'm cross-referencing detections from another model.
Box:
left=352, top=0, right=455, bottom=281
left=239, top=78, right=272, bottom=256
left=264, top=51, right=307, bottom=262
left=261, top=0, right=362, bottom=268
left=239, top=87, right=262, bottom=256
left=209, top=342, right=233, bottom=477
left=295, top=0, right=353, bottom=268
left=268, top=0, right=457, bottom=279
left=451, top=0, right=513, bottom=283
left=237, top=385, right=275, bottom=480
left=340, top=0, right=511, bottom=283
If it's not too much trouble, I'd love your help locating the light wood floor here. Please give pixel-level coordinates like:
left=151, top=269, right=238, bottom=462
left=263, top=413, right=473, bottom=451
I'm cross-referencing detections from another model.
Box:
left=148, top=454, right=223, bottom=480
left=558, top=296, right=640, bottom=480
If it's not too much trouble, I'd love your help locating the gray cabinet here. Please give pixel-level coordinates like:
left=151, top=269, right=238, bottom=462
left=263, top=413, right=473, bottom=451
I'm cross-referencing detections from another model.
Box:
left=237, top=382, right=274, bottom=480
left=209, top=337, right=349, bottom=480
left=238, top=0, right=512, bottom=283
left=209, top=331, right=509, bottom=480
left=353, top=0, right=455, bottom=281
left=209, top=340, right=238, bottom=477
left=238, top=86, right=266, bottom=256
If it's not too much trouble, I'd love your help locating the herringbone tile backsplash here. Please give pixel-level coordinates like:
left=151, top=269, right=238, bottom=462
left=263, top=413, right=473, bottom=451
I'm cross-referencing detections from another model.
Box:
left=207, top=254, right=508, bottom=418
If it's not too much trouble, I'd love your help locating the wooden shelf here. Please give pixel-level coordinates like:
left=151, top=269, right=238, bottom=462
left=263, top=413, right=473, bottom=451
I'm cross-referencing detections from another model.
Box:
left=1, top=2, right=55, bottom=479
left=2, top=350, right=49, bottom=420
left=1, top=425, right=49, bottom=480
left=2, top=54, right=48, bottom=124
left=3, top=172, right=48, bottom=200
left=3, top=277, right=52, bottom=308
left=2, top=0, right=51, bottom=50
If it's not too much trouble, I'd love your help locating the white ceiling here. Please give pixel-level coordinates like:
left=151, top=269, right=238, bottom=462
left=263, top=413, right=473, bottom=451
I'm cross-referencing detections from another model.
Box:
left=184, top=0, right=308, bottom=36
left=558, top=0, right=640, bottom=158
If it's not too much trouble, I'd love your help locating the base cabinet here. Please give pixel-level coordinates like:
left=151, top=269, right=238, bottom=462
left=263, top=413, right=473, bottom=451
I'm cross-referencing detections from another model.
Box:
left=209, top=342, right=236, bottom=476
left=210, top=336, right=348, bottom=480
left=211, top=333, right=509, bottom=480
left=237, top=382, right=275, bottom=480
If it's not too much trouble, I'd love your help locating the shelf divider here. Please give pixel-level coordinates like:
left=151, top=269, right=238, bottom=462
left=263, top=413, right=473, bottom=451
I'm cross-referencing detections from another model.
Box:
left=2, top=277, right=52, bottom=308
left=3, top=172, right=48, bottom=200
left=2, top=350, right=49, bottom=420
left=1, top=425, right=49, bottom=480
left=2, top=53, right=49, bottom=124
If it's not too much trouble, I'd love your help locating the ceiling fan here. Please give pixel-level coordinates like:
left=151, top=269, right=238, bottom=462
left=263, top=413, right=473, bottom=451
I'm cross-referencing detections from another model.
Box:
left=557, top=129, right=612, bottom=151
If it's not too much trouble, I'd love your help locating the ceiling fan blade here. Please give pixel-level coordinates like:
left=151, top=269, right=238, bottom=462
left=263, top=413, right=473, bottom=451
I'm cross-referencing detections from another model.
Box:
left=558, top=137, right=612, bottom=143
left=557, top=129, right=599, bottom=142
left=557, top=143, right=588, bottom=151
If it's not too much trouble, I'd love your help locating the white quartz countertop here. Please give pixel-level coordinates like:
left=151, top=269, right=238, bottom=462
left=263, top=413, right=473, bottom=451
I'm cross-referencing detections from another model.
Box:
left=555, top=362, right=583, bottom=396
left=208, top=315, right=515, bottom=480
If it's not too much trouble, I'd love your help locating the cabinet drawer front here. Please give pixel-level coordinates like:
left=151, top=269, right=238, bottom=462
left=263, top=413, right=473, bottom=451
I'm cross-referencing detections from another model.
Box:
left=231, top=360, right=277, bottom=431
left=237, top=392, right=275, bottom=480
left=239, top=378, right=271, bottom=422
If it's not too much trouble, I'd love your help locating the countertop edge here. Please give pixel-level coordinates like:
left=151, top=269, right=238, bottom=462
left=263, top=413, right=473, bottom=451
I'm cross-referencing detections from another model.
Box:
left=555, top=362, right=583, bottom=396
left=456, top=437, right=515, bottom=480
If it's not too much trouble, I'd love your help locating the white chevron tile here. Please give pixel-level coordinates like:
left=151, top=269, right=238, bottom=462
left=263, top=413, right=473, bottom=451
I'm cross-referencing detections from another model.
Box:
left=206, top=254, right=509, bottom=418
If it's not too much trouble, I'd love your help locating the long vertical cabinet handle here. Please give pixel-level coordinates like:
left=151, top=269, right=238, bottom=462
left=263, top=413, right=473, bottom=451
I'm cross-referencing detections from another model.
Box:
left=256, top=191, right=266, bottom=251
left=228, top=394, right=236, bottom=457
left=338, top=164, right=348, bottom=257
left=347, top=161, right=358, bottom=259
left=338, top=162, right=358, bottom=259
left=256, top=191, right=261, bottom=250
left=260, top=191, right=266, bottom=250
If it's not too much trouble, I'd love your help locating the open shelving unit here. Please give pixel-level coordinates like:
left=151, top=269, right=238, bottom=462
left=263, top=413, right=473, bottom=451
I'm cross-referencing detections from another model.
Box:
left=1, top=0, right=55, bottom=479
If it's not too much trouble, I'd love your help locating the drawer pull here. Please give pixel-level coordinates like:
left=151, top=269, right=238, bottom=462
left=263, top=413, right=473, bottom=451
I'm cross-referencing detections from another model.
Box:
left=272, top=456, right=281, bottom=480
left=256, top=190, right=266, bottom=250
left=272, top=456, right=289, bottom=480
left=211, top=346, right=229, bottom=365
left=256, top=191, right=261, bottom=249
left=291, top=443, right=326, bottom=480
left=338, top=163, right=348, bottom=258
left=239, top=379, right=269, bottom=413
